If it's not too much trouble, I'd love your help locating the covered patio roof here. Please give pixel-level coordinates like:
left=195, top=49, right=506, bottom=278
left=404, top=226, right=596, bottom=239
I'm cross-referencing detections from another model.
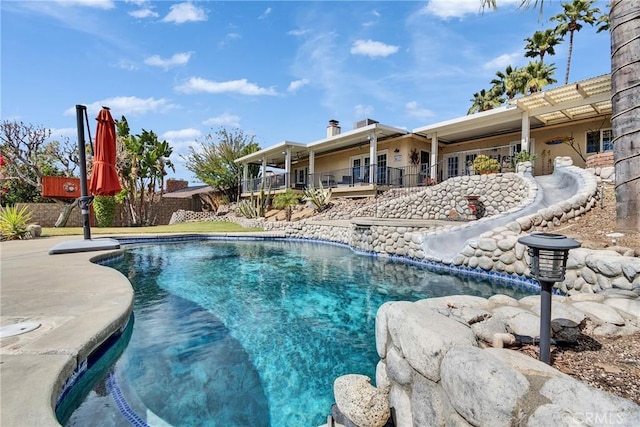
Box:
left=413, top=74, right=611, bottom=144
left=235, top=122, right=408, bottom=166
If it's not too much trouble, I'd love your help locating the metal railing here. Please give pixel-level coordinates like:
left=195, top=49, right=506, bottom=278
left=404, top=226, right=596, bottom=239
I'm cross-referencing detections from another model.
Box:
left=239, top=144, right=525, bottom=194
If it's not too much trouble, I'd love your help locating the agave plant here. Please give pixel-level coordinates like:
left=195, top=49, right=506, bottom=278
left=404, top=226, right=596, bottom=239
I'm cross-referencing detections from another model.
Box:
left=0, top=205, right=34, bottom=241
left=303, top=182, right=332, bottom=212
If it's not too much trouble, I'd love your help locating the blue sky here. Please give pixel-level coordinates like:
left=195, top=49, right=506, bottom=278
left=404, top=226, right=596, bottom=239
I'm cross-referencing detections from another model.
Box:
left=1, top=0, right=611, bottom=183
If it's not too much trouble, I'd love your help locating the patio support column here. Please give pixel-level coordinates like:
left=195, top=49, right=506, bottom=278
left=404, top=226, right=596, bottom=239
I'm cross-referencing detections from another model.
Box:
left=430, top=133, right=438, bottom=182
left=521, top=112, right=530, bottom=152
left=243, top=163, right=248, bottom=193
left=261, top=157, right=267, bottom=186
left=369, top=132, right=377, bottom=185
left=309, top=150, right=315, bottom=187
left=285, top=147, right=291, bottom=189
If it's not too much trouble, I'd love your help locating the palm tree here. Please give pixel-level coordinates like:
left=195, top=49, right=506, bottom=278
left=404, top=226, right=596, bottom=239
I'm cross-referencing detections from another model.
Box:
left=468, top=89, right=504, bottom=114
left=610, top=0, right=640, bottom=231
left=524, top=29, right=563, bottom=64
left=491, top=65, right=527, bottom=99
left=551, top=0, right=601, bottom=84
left=482, top=0, right=640, bottom=232
left=521, top=61, right=557, bottom=93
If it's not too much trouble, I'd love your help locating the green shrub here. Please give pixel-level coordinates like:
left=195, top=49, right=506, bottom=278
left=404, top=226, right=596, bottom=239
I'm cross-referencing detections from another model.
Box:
left=93, top=195, right=117, bottom=227
left=473, top=155, right=500, bottom=174
left=0, top=205, right=33, bottom=240
left=514, top=150, right=537, bottom=164
left=273, top=189, right=300, bottom=221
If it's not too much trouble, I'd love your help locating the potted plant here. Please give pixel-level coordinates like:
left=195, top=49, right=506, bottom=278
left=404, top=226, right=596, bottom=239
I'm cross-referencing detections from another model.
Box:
left=473, top=155, right=500, bottom=174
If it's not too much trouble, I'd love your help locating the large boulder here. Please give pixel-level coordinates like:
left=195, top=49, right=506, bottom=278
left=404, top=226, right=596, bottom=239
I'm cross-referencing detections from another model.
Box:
left=333, top=374, right=390, bottom=427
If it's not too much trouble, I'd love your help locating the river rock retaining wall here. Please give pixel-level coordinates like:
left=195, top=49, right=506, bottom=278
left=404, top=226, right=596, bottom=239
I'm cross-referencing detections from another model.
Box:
left=352, top=173, right=531, bottom=220
left=331, top=293, right=640, bottom=427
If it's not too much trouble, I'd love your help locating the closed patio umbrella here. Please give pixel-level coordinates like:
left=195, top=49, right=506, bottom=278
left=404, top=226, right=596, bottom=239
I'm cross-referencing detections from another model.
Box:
left=89, top=107, right=121, bottom=196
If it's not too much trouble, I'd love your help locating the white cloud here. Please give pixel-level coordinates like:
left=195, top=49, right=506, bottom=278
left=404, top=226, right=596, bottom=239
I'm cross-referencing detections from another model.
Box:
left=162, top=2, right=207, bottom=24
left=362, top=9, right=381, bottom=27
left=219, top=32, right=241, bottom=47
left=483, top=52, right=521, bottom=70
left=423, top=0, right=521, bottom=19
left=354, top=104, right=374, bottom=118
left=54, top=0, right=114, bottom=9
left=144, top=52, right=192, bottom=69
left=288, top=28, right=309, bottom=37
left=405, top=101, right=435, bottom=119
left=175, top=77, right=277, bottom=96
left=203, top=113, right=241, bottom=128
left=65, top=96, right=178, bottom=117
left=259, top=7, right=271, bottom=19
left=350, top=40, right=399, bottom=58
left=161, top=128, right=201, bottom=141
left=287, top=79, right=310, bottom=93
left=129, top=8, right=158, bottom=18
left=115, top=59, right=138, bottom=71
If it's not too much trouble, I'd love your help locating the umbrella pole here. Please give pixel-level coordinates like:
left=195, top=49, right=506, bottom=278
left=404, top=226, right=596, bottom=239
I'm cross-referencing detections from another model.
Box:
left=75, top=105, right=92, bottom=240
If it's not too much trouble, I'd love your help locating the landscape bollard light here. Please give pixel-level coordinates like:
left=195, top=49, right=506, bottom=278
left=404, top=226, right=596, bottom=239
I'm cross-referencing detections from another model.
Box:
left=517, top=232, right=581, bottom=364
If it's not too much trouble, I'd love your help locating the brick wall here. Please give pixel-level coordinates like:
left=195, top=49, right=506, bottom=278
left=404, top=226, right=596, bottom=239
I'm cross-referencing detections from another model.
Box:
left=166, top=179, right=189, bottom=193
left=586, top=152, right=614, bottom=169
left=19, top=197, right=191, bottom=227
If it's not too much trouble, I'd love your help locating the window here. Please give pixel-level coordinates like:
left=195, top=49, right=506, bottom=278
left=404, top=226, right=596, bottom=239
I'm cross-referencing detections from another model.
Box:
left=377, top=153, right=387, bottom=184
left=446, top=156, right=459, bottom=178
left=420, top=151, right=430, bottom=173
left=294, top=168, right=307, bottom=185
left=586, top=129, right=613, bottom=153
left=351, top=155, right=370, bottom=182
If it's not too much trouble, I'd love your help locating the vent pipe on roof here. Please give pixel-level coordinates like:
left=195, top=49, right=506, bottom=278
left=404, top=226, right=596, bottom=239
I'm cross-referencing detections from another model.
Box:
left=327, top=119, right=341, bottom=138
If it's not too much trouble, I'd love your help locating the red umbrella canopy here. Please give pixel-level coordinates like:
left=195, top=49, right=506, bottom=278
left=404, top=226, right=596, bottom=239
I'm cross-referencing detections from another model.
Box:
left=89, top=108, right=121, bottom=196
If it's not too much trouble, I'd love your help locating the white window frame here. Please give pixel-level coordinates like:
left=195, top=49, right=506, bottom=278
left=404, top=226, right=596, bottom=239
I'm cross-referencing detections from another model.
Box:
left=586, top=128, right=613, bottom=154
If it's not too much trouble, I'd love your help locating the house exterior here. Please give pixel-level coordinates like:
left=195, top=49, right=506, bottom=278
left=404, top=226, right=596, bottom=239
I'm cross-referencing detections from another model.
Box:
left=235, top=74, right=612, bottom=198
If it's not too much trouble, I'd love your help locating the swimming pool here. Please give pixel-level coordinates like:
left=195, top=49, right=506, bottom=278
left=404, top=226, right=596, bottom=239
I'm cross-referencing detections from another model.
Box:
left=61, top=239, right=536, bottom=426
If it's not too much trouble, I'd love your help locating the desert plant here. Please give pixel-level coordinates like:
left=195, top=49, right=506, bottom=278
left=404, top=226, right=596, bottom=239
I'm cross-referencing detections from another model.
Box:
left=0, top=205, right=33, bottom=240
left=273, top=189, right=300, bottom=221
left=514, top=150, right=538, bottom=164
left=93, top=195, right=117, bottom=227
left=237, top=179, right=272, bottom=219
left=473, top=155, right=501, bottom=174
left=303, top=182, right=332, bottom=212
left=237, top=199, right=258, bottom=219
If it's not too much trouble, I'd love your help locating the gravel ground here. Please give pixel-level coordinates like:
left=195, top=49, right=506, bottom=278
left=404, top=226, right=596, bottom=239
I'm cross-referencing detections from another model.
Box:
left=521, top=183, right=639, bottom=405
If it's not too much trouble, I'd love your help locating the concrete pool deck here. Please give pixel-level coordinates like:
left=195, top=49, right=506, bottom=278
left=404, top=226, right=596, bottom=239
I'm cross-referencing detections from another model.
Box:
left=0, top=231, right=287, bottom=426
left=1, top=236, right=134, bottom=426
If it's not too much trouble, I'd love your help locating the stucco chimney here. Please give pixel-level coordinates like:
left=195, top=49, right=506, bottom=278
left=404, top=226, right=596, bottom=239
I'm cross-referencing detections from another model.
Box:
left=327, top=119, right=341, bottom=138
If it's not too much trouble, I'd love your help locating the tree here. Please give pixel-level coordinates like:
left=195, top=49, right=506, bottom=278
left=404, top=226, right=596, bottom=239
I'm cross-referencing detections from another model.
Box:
left=273, top=189, right=300, bottom=221
left=610, top=0, right=640, bottom=231
left=0, top=120, right=79, bottom=225
left=482, top=0, right=640, bottom=232
left=183, top=128, right=260, bottom=202
left=115, top=117, right=174, bottom=226
left=490, top=65, right=527, bottom=100
left=521, top=61, right=557, bottom=93
left=524, top=28, right=563, bottom=64
left=468, top=88, right=505, bottom=114
left=551, top=0, right=601, bottom=84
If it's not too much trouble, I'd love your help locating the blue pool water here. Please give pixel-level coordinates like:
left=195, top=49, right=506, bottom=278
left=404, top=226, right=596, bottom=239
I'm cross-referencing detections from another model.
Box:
left=63, top=240, right=536, bottom=426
